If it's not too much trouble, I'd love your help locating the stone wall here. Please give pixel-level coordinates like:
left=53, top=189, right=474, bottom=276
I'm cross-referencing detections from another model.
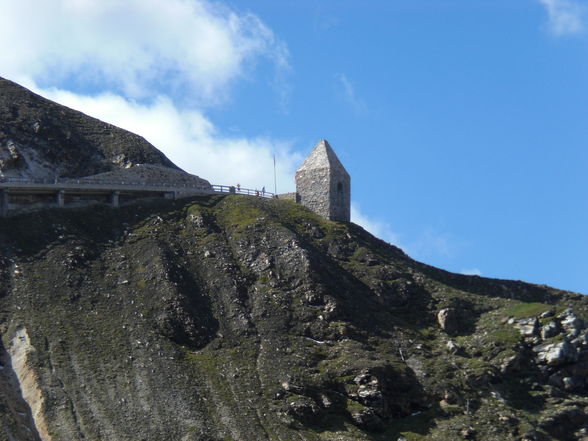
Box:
left=328, top=174, right=350, bottom=222
left=296, top=167, right=331, bottom=220
left=295, top=167, right=350, bottom=222
left=294, top=140, right=350, bottom=222
left=275, top=192, right=299, bottom=202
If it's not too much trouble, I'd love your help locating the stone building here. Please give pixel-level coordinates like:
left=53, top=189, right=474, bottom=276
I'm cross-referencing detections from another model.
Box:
left=294, top=139, right=350, bottom=222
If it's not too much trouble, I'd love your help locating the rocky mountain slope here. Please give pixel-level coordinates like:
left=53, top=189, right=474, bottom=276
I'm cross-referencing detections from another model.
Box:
left=0, top=77, right=178, bottom=179
left=0, top=194, right=587, bottom=441
left=1, top=76, right=588, bottom=441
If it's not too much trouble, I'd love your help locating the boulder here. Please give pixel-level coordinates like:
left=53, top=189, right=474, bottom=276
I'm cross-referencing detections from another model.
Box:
left=558, top=308, right=585, bottom=333
left=286, top=395, right=321, bottom=424
left=348, top=405, right=383, bottom=431
left=516, top=318, right=540, bottom=338
left=500, top=352, right=526, bottom=374
left=562, top=376, right=583, bottom=391
left=534, top=339, right=577, bottom=366
left=562, top=315, right=584, bottom=334
left=353, top=372, right=385, bottom=412
left=446, top=340, right=464, bottom=355
left=541, top=321, right=560, bottom=339
left=437, top=308, right=462, bottom=335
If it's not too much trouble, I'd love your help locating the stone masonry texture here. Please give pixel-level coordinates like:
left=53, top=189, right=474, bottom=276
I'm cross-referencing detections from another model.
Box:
left=295, top=139, right=350, bottom=222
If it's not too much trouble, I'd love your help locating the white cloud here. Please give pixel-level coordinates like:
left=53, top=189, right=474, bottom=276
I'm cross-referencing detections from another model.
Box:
left=0, top=0, right=289, bottom=104
left=33, top=85, right=302, bottom=191
left=404, top=228, right=458, bottom=262
left=351, top=203, right=400, bottom=245
left=350, top=206, right=460, bottom=263
left=538, top=0, right=585, bottom=35
left=0, top=0, right=298, bottom=191
left=335, top=73, right=367, bottom=115
left=460, top=268, right=482, bottom=276
left=312, top=5, right=340, bottom=32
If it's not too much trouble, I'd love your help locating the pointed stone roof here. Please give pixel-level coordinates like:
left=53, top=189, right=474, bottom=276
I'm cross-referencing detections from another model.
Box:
left=296, top=139, right=349, bottom=176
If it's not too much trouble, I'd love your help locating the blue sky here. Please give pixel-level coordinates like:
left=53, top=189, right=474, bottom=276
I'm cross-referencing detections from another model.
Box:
left=1, top=0, right=587, bottom=293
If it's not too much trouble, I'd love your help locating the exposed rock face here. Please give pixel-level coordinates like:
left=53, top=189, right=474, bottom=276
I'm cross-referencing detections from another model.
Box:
left=0, top=195, right=587, bottom=441
left=78, top=164, right=210, bottom=188
left=534, top=340, right=577, bottom=366
left=0, top=76, right=178, bottom=179
left=517, top=317, right=540, bottom=338
left=512, top=308, right=588, bottom=397
left=6, top=328, right=52, bottom=441
left=0, top=142, right=24, bottom=171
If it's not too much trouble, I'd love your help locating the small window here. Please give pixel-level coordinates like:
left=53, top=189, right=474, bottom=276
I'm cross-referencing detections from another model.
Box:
left=337, top=182, right=343, bottom=192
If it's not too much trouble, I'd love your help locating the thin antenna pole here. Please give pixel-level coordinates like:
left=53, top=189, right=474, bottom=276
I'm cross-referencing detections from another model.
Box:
left=273, top=154, right=278, bottom=196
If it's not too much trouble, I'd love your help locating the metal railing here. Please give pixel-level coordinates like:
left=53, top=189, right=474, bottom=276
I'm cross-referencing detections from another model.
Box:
left=0, top=176, right=274, bottom=198
left=212, top=185, right=274, bottom=198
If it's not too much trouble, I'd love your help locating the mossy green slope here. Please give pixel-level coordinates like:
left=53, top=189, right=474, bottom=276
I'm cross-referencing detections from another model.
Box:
left=0, top=195, right=586, bottom=441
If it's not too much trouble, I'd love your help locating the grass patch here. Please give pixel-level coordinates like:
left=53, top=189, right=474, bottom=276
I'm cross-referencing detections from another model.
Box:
left=504, top=302, right=552, bottom=319
left=345, top=398, right=366, bottom=412
left=186, top=204, right=203, bottom=217
left=216, top=197, right=263, bottom=235
left=489, top=327, right=521, bottom=347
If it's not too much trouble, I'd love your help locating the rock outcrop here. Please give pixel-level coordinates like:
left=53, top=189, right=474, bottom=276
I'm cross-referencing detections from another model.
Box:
left=0, top=76, right=178, bottom=179
left=513, top=308, right=588, bottom=388
left=77, top=164, right=211, bottom=189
